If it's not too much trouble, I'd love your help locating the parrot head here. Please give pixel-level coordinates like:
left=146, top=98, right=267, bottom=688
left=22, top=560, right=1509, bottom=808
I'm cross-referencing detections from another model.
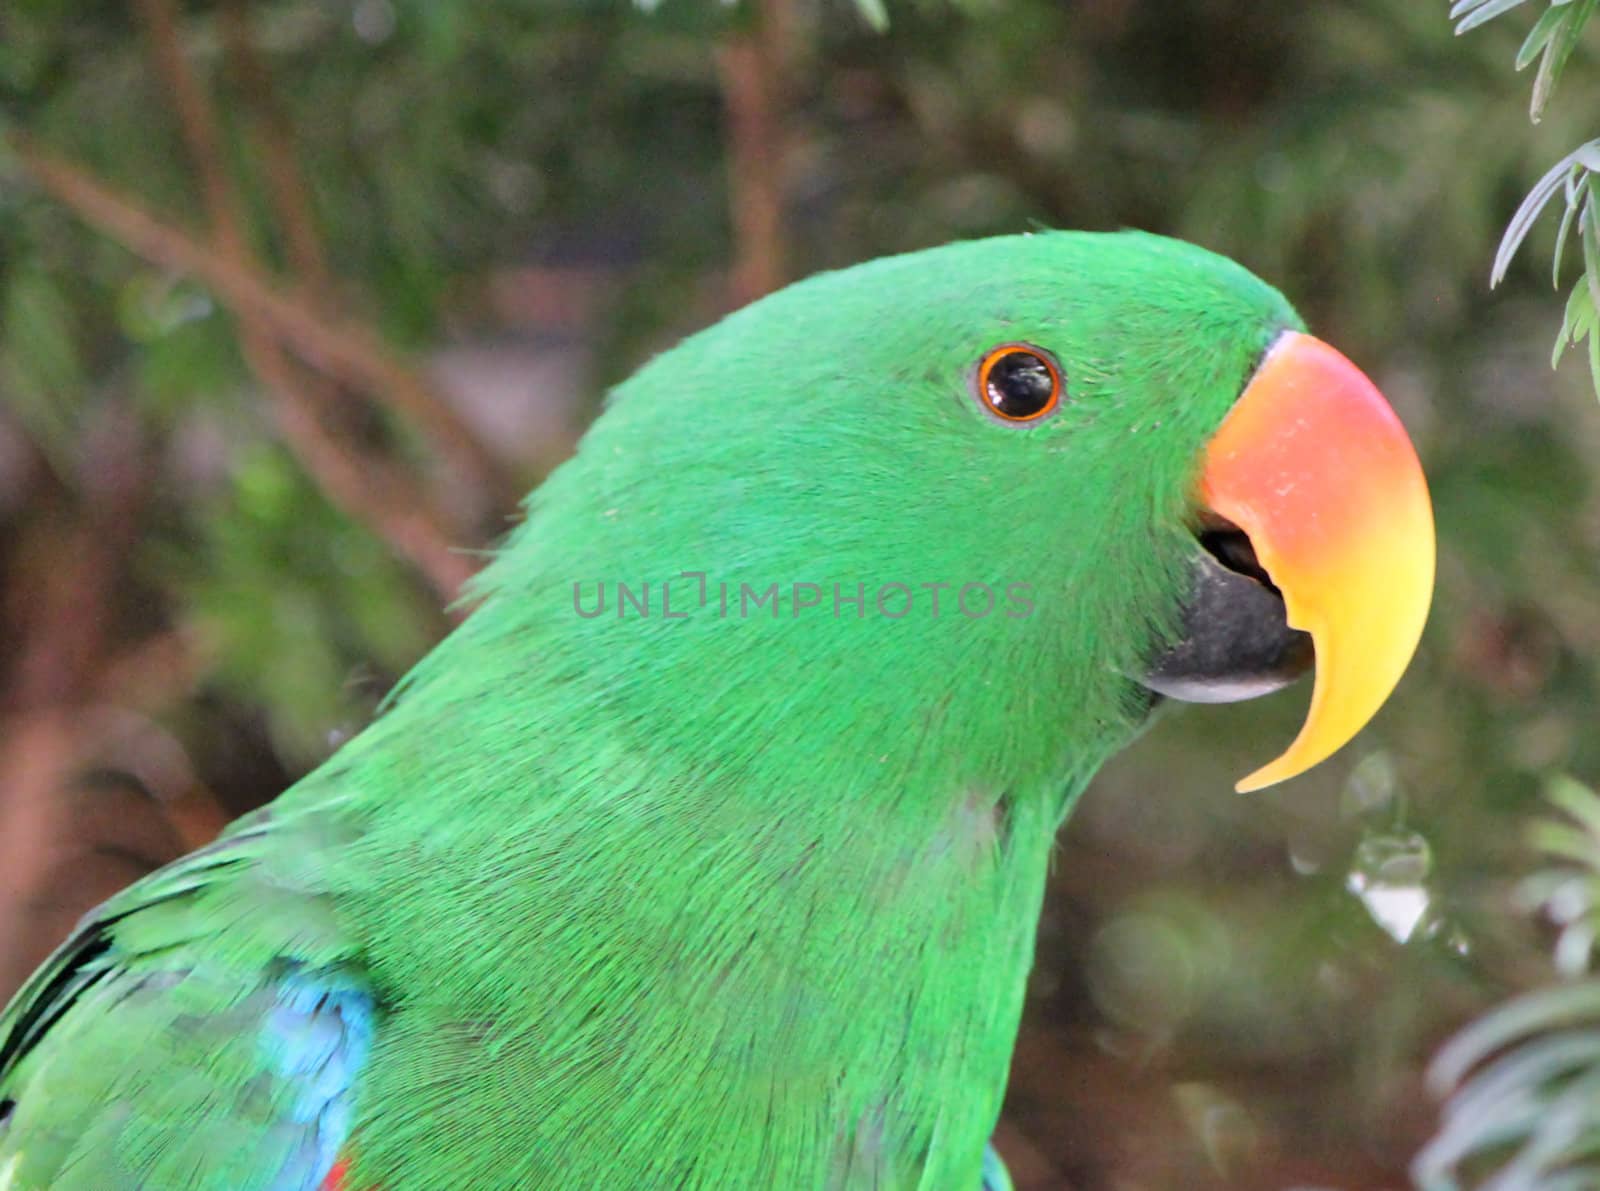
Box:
left=463, top=230, right=1432, bottom=800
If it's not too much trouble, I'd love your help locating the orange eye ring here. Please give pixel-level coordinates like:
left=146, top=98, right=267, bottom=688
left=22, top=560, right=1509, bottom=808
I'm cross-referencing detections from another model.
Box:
left=975, top=343, right=1064, bottom=423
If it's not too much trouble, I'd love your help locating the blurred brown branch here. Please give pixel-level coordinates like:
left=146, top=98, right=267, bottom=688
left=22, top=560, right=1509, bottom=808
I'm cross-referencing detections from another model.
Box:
left=130, top=0, right=478, bottom=605
left=0, top=410, right=154, bottom=995
left=132, top=0, right=249, bottom=262
left=0, top=454, right=227, bottom=997
left=7, top=131, right=513, bottom=529
left=218, top=0, right=335, bottom=301
left=717, top=0, right=794, bottom=305
left=0, top=0, right=503, bottom=996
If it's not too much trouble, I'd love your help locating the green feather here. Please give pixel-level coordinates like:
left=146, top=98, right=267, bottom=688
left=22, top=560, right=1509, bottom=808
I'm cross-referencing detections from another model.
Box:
left=0, top=230, right=1301, bottom=1189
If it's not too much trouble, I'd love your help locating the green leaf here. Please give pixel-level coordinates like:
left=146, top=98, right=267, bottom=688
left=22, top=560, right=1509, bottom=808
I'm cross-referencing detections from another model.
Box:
left=1583, top=187, right=1600, bottom=322
left=1494, top=141, right=1600, bottom=286
left=1530, top=0, right=1599, bottom=121
left=1428, top=982, right=1600, bottom=1092
left=1420, top=1033, right=1600, bottom=1173
left=1578, top=200, right=1600, bottom=400
left=1543, top=773, right=1600, bottom=837
left=1553, top=196, right=1580, bottom=286
left=1493, top=155, right=1577, bottom=285
left=1517, top=5, right=1570, bottom=69
left=1590, top=301, right=1600, bottom=395
left=1453, top=0, right=1537, bottom=35
left=1555, top=920, right=1598, bottom=976
left=1527, top=821, right=1600, bottom=865
left=1551, top=279, right=1592, bottom=368
left=854, top=0, right=890, bottom=30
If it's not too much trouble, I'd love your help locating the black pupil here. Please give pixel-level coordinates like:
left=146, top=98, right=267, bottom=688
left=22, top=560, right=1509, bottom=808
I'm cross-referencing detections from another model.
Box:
left=986, top=352, right=1055, bottom=418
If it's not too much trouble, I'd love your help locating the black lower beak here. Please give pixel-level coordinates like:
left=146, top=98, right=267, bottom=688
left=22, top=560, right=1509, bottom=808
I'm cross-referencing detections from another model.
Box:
left=1142, top=535, right=1313, bottom=704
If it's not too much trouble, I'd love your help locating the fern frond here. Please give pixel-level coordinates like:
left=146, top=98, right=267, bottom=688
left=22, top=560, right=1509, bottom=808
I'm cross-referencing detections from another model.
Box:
left=1456, top=0, right=1600, bottom=398
left=1417, top=779, right=1600, bottom=1190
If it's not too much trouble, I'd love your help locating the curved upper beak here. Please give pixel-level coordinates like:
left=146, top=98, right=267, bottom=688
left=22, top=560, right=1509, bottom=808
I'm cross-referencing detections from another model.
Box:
left=1198, top=331, right=1435, bottom=792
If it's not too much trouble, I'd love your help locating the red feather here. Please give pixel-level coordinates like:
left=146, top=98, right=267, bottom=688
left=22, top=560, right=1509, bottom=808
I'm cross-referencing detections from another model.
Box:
left=321, top=1158, right=349, bottom=1190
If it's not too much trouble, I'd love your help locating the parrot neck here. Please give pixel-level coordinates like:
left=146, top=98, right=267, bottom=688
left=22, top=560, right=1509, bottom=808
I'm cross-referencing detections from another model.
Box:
left=294, top=485, right=1169, bottom=1185
left=320, top=643, right=1115, bottom=1186
left=348, top=579, right=1143, bottom=833
left=321, top=482, right=1164, bottom=877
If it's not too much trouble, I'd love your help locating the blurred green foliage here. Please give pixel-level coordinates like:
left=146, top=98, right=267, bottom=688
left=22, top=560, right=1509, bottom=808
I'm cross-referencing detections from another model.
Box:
left=1418, top=778, right=1600, bottom=1188
left=165, top=446, right=438, bottom=761
left=3, top=0, right=1600, bottom=1183
left=1453, top=0, right=1600, bottom=396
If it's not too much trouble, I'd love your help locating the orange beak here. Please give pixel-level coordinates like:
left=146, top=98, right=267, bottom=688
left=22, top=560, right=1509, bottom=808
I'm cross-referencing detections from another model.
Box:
left=1200, top=332, right=1435, bottom=792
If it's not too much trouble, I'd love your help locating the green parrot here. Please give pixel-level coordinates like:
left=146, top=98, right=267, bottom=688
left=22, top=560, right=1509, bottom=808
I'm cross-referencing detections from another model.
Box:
left=0, top=231, right=1434, bottom=1190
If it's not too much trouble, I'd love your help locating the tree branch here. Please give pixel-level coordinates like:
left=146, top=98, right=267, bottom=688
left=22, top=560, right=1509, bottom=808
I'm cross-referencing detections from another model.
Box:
left=6, top=131, right=517, bottom=517
left=130, top=0, right=476, bottom=607
left=244, top=335, right=479, bottom=598
left=0, top=410, right=150, bottom=998
left=134, top=0, right=250, bottom=259
left=716, top=0, right=794, bottom=305
left=218, top=0, right=334, bottom=300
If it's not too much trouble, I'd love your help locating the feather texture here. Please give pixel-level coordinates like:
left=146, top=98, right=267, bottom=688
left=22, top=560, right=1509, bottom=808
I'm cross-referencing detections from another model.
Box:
left=0, top=811, right=371, bottom=1189
left=0, top=232, right=1300, bottom=1187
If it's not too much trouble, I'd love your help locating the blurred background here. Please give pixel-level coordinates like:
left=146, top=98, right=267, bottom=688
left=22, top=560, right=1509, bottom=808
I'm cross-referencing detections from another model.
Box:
left=2, top=1, right=1599, bottom=1187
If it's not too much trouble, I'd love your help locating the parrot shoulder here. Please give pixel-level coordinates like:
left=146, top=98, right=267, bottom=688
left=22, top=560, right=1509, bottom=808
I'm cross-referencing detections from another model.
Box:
left=0, top=806, right=375, bottom=1191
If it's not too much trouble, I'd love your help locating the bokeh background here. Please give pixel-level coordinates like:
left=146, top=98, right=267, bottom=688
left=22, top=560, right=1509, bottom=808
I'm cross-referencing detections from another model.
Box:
left=3, top=2, right=1600, bottom=1187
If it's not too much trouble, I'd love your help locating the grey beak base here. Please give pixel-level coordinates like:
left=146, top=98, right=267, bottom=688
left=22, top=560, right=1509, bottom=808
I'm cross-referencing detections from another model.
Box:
left=1142, top=550, right=1313, bottom=704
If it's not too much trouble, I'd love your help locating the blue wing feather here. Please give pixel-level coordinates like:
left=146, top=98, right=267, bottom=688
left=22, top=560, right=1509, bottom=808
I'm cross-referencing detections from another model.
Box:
left=260, top=974, right=375, bottom=1191
left=981, top=1141, right=1014, bottom=1191
left=0, top=816, right=373, bottom=1191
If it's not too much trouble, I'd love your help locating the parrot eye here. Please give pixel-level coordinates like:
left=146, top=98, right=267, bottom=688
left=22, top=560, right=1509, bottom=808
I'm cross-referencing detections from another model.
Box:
left=975, top=344, right=1063, bottom=423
